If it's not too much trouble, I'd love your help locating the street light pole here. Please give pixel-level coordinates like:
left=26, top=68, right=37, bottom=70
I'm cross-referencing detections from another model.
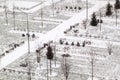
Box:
left=25, top=13, right=31, bottom=80
left=17, top=8, right=31, bottom=80
left=17, top=9, right=30, bottom=54
left=26, top=14, right=30, bottom=54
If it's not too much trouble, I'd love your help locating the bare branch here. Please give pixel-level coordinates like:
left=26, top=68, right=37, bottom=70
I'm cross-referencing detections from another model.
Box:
left=61, top=58, right=71, bottom=80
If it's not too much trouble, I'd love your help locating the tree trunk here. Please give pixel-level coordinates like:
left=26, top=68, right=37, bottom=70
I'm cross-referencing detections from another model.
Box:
left=86, top=0, right=88, bottom=20
left=116, top=10, right=117, bottom=27
left=28, top=62, right=31, bottom=80
left=54, top=45, right=56, bottom=66
left=41, top=8, right=43, bottom=29
left=50, top=60, right=52, bottom=75
left=47, top=59, right=49, bottom=80
left=5, top=7, right=8, bottom=25
left=100, top=10, right=102, bottom=31
left=52, top=0, right=54, bottom=16
left=13, top=9, right=16, bottom=30
left=91, top=59, right=94, bottom=80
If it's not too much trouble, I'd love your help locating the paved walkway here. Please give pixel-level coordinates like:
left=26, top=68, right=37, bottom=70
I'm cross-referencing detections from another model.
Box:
left=0, top=1, right=108, bottom=70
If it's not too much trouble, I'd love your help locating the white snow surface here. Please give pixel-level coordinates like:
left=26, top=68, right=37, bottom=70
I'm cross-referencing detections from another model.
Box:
left=0, top=0, right=108, bottom=70
left=0, top=0, right=61, bottom=13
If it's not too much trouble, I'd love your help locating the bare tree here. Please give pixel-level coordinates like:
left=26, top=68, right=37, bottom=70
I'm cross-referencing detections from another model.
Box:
left=51, top=42, right=57, bottom=66
left=86, top=0, right=88, bottom=20
left=26, top=57, right=32, bottom=80
left=106, top=42, right=113, bottom=55
left=82, top=19, right=88, bottom=29
left=40, top=8, right=44, bottom=29
left=99, top=9, right=103, bottom=31
left=87, top=48, right=95, bottom=80
left=61, top=54, right=71, bottom=80
left=90, top=50, right=94, bottom=80
left=28, top=61, right=32, bottom=80
left=4, top=0, right=8, bottom=25
left=36, top=49, right=41, bottom=64
left=13, top=1, right=16, bottom=30
left=46, top=46, right=54, bottom=75
left=115, top=9, right=118, bottom=27
left=52, top=0, right=55, bottom=16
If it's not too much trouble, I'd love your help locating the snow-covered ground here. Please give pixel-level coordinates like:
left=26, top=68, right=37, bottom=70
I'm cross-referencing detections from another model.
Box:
left=35, top=1, right=107, bottom=43
left=0, top=0, right=107, bottom=71
left=0, top=0, right=120, bottom=80
left=0, top=0, right=61, bottom=13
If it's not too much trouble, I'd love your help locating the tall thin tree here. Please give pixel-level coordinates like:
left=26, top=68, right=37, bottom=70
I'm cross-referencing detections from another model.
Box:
left=13, top=0, right=16, bottom=30
left=89, top=49, right=95, bottom=80
left=61, top=54, right=71, bottom=80
left=99, top=9, right=103, bottom=31
left=52, top=0, right=55, bottom=16
left=46, top=46, right=54, bottom=75
left=4, top=0, right=8, bottom=25
left=114, top=0, right=120, bottom=27
left=115, top=9, right=118, bottom=27
left=40, top=8, right=43, bottom=29
left=86, top=0, right=88, bottom=20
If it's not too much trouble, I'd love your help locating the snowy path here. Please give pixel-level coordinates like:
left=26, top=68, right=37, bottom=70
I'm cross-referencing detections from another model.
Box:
left=36, top=1, right=108, bottom=43
left=0, top=41, right=35, bottom=69
left=0, top=1, right=108, bottom=70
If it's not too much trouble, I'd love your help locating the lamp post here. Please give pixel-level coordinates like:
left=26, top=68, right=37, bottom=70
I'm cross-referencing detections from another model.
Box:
left=25, top=13, right=31, bottom=80
left=17, top=9, right=30, bottom=54
left=17, top=9, right=31, bottom=80
left=26, top=14, right=30, bottom=54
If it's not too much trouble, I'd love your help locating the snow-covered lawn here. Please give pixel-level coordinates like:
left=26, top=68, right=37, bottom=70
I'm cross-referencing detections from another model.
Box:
left=1, top=0, right=120, bottom=80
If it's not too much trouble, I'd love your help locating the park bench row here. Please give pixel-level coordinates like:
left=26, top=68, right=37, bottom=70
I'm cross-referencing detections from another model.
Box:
left=0, top=41, right=25, bottom=58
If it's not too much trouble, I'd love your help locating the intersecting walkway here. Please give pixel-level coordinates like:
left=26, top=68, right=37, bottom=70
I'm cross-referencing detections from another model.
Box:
left=0, top=1, right=108, bottom=70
